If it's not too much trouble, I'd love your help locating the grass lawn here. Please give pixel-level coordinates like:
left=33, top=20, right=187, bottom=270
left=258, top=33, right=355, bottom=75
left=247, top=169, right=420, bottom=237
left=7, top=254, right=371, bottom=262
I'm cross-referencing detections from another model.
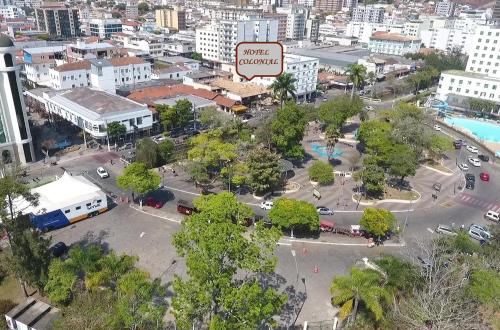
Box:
left=0, top=276, right=24, bottom=304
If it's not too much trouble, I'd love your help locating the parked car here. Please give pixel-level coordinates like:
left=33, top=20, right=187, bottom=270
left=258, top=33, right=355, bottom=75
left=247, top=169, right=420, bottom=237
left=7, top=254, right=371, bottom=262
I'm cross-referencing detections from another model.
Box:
left=468, top=157, right=481, bottom=167
left=260, top=200, right=274, bottom=210
left=177, top=199, right=196, bottom=215
left=317, top=206, right=334, bottom=215
left=465, top=173, right=475, bottom=183
left=468, top=224, right=491, bottom=241
left=145, top=197, right=164, bottom=209
left=480, top=172, right=490, bottom=182
left=50, top=242, right=68, bottom=258
left=96, top=167, right=109, bottom=178
left=433, top=124, right=441, bottom=131
left=118, top=142, right=133, bottom=151
left=458, top=163, right=469, bottom=171
left=478, top=154, right=489, bottom=162
left=152, top=135, right=166, bottom=143
left=432, top=183, right=442, bottom=191
left=435, top=224, right=457, bottom=236
left=466, top=145, right=479, bottom=153
left=465, top=181, right=475, bottom=190
left=485, top=210, right=499, bottom=222
left=364, top=105, right=374, bottom=111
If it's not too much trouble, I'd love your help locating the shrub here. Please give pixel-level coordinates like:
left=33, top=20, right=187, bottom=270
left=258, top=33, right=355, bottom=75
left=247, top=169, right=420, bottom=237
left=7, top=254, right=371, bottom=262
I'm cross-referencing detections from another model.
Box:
left=308, top=160, right=334, bottom=184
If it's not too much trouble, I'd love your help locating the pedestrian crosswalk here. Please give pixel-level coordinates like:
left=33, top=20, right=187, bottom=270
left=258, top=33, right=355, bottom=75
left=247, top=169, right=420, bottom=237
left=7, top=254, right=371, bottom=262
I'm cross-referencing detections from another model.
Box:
left=456, top=193, right=500, bottom=212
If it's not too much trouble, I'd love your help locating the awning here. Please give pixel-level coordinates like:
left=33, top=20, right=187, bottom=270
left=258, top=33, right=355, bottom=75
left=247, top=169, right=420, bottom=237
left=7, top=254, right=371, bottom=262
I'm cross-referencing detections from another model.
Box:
left=232, top=104, right=247, bottom=113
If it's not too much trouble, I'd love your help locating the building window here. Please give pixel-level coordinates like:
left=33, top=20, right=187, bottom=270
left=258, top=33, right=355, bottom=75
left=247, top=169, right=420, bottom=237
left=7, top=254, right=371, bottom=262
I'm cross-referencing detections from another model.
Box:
left=76, top=206, right=81, bottom=210
left=65, top=209, right=70, bottom=214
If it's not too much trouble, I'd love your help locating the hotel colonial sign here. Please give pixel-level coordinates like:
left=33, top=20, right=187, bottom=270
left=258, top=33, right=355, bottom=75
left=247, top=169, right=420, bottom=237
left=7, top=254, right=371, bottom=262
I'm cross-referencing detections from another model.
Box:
left=235, top=42, right=284, bottom=81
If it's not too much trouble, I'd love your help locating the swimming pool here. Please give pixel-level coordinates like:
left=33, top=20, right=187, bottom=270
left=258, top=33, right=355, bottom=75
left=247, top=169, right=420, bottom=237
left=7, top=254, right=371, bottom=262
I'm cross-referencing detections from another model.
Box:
left=444, top=117, right=500, bottom=143
left=310, top=142, right=344, bottom=159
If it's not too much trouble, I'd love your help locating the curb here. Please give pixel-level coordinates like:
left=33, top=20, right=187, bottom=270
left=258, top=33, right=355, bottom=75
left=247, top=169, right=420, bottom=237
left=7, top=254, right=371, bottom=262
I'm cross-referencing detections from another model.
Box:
left=129, top=204, right=182, bottom=224
left=280, top=238, right=406, bottom=247
left=422, top=164, right=454, bottom=176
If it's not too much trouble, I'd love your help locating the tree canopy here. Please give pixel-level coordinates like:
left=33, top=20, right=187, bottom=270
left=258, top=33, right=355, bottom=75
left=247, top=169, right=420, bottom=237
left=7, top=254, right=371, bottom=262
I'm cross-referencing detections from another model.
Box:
left=270, top=73, right=296, bottom=108
left=172, top=192, right=286, bottom=329
left=271, top=102, right=307, bottom=159
left=308, top=160, right=334, bottom=184
left=156, top=99, right=193, bottom=130
left=116, top=162, right=161, bottom=196
left=247, top=147, right=282, bottom=195
left=268, top=198, right=319, bottom=233
left=359, top=208, right=396, bottom=237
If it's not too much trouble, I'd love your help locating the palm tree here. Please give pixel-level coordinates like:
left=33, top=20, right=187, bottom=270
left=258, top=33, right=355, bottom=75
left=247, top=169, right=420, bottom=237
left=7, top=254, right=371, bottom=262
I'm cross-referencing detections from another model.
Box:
left=325, top=124, right=341, bottom=161
left=330, top=267, right=391, bottom=324
left=270, top=73, right=297, bottom=108
left=346, top=64, right=367, bottom=100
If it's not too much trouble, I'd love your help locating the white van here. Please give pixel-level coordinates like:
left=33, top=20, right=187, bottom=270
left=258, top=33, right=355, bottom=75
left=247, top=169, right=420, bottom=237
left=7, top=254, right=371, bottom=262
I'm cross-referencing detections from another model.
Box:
left=435, top=224, right=457, bottom=236
left=485, top=210, right=499, bottom=222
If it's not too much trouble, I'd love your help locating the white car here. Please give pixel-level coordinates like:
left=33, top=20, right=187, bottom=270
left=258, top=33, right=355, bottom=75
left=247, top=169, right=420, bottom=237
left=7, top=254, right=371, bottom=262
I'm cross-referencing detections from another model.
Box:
left=468, top=224, right=491, bottom=241
left=96, top=167, right=109, bottom=178
left=458, top=163, right=469, bottom=171
left=485, top=210, right=499, bottom=222
left=364, top=105, right=374, bottom=111
left=260, top=200, right=274, bottom=210
left=468, top=157, right=481, bottom=167
left=466, top=145, right=479, bottom=153
left=433, top=124, right=441, bottom=131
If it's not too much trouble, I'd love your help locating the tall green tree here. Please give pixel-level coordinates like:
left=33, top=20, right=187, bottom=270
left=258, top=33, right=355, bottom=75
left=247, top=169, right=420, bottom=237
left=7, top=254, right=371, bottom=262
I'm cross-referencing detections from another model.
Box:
left=268, top=198, right=319, bottom=236
left=247, top=147, right=282, bottom=195
left=308, top=160, right=334, bottom=184
left=359, top=208, right=396, bottom=238
left=366, top=71, right=376, bottom=98
left=270, top=73, right=297, bottom=108
left=116, top=162, right=161, bottom=200
left=191, top=51, right=203, bottom=61
left=172, top=193, right=286, bottom=329
left=0, top=165, right=50, bottom=296
left=156, top=99, right=193, bottom=131
left=199, top=106, right=227, bottom=129
left=106, top=121, right=126, bottom=142
left=135, top=137, right=159, bottom=168
left=157, top=139, right=175, bottom=164
left=387, top=144, right=417, bottom=184
left=346, top=64, right=367, bottom=100
left=358, top=163, right=386, bottom=197
left=271, top=102, right=307, bottom=159
left=330, top=267, right=390, bottom=324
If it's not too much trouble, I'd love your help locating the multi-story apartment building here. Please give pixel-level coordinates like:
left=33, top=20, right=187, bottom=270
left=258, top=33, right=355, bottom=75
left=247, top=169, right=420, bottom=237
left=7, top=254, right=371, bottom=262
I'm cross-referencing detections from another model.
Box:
left=434, top=0, right=456, bottom=18
left=250, top=53, right=319, bottom=101
left=23, top=45, right=66, bottom=86
left=155, top=6, right=186, bottom=30
left=276, top=6, right=308, bottom=40
left=346, top=21, right=404, bottom=43
left=66, top=40, right=120, bottom=62
left=494, top=0, right=500, bottom=22
left=0, top=5, right=24, bottom=19
left=122, top=33, right=166, bottom=58
left=35, top=4, right=80, bottom=38
left=207, top=7, right=262, bottom=21
left=13, top=0, right=40, bottom=8
left=315, top=0, right=343, bottom=13
left=47, top=57, right=151, bottom=90
left=196, top=17, right=278, bottom=64
left=89, top=16, right=122, bottom=39
left=342, top=0, right=358, bottom=11
left=351, top=6, right=384, bottom=23
left=0, top=35, right=35, bottom=164
left=306, top=15, right=320, bottom=42
left=436, top=24, right=500, bottom=112
left=262, top=13, right=287, bottom=42
left=125, top=0, right=138, bottom=20
left=0, top=0, right=12, bottom=5
left=368, top=31, right=421, bottom=56
left=164, top=40, right=194, bottom=57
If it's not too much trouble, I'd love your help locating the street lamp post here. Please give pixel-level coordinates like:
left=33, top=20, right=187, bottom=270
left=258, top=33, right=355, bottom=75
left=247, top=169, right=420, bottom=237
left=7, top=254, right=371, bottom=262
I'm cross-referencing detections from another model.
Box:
left=291, top=249, right=298, bottom=283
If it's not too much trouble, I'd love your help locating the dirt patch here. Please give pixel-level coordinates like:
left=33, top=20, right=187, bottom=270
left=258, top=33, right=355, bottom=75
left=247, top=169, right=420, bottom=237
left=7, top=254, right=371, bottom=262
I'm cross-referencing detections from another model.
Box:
left=424, top=160, right=453, bottom=174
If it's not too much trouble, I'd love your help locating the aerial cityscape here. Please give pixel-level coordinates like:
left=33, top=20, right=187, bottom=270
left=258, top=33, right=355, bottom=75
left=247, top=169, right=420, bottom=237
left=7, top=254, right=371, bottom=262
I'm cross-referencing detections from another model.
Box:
left=0, top=0, right=499, bottom=328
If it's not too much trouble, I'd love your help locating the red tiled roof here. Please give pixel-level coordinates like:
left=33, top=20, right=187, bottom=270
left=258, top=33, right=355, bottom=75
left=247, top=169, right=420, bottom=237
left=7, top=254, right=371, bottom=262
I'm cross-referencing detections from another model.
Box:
left=370, top=31, right=419, bottom=42
left=214, top=95, right=236, bottom=108
left=127, top=84, right=231, bottom=107
left=109, top=57, right=147, bottom=66
left=53, top=61, right=91, bottom=72
left=121, top=20, right=141, bottom=27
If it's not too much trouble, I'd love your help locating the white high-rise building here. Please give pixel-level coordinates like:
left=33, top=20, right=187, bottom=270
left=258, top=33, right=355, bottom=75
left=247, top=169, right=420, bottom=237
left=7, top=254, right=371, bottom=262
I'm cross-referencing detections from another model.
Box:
left=125, top=0, right=138, bottom=20
left=351, top=6, right=384, bottom=23
left=436, top=24, right=500, bottom=113
left=0, top=35, right=35, bottom=164
left=434, top=0, right=456, bottom=18
left=276, top=6, right=308, bottom=40
left=196, top=17, right=278, bottom=64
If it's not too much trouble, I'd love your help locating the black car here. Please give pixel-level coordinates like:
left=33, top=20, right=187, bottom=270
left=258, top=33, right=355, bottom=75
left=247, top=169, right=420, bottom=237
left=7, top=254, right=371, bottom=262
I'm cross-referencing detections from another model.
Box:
left=478, top=154, right=489, bottom=162
left=465, top=173, right=475, bottom=183
left=50, top=242, right=68, bottom=258
left=465, top=181, right=475, bottom=190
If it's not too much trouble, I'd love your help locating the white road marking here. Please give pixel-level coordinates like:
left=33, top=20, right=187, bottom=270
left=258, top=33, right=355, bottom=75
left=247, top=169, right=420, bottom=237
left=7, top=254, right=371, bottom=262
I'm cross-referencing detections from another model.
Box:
left=277, top=242, right=292, bottom=246
left=427, top=228, right=435, bottom=234
left=140, top=232, right=146, bottom=238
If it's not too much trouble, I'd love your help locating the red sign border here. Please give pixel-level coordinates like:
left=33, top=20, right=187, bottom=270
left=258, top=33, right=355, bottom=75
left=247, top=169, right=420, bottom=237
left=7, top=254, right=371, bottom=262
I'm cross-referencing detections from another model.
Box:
left=235, top=41, right=284, bottom=81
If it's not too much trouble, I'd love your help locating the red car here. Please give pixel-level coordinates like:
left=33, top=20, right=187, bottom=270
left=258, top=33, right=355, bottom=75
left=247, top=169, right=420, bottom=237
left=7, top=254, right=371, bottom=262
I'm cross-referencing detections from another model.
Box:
left=145, top=197, right=164, bottom=209
left=480, top=172, right=490, bottom=182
